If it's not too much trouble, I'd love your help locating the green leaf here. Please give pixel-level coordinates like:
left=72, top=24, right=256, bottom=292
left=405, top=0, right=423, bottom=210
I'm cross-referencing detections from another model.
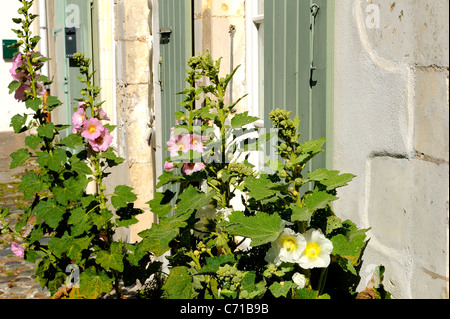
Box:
left=25, top=135, right=43, bottom=150
left=331, top=220, right=369, bottom=275
left=269, top=281, right=294, bottom=298
left=8, top=81, right=21, bottom=94
left=33, top=199, right=65, bottom=229
left=68, top=206, right=93, bottom=237
left=162, top=266, right=194, bottom=299
left=36, top=149, right=67, bottom=171
left=79, top=267, right=114, bottom=299
left=61, top=134, right=84, bottom=149
left=138, top=216, right=187, bottom=256
left=19, top=173, right=43, bottom=199
left=44, top=96, right=62, bottom=110
left=326, top=215, right=343, bottom=235
left=71, top=161, right=92, bottom=175
left=37, top=122, right=57, bottom=139
left=231, top=111, right=259, bottom=129
left=291, top=205, right=312, bottom=223
left=198, top=255, right=235, bottom=274
left=320, top=173, right=356, bottom=191
left=10, top=114, right=27, bottom=133
left=10, top=148, right=30, bottom=169
left=175, top=185, right=215, bottom=216
left=304, top=191, right=338, bottom=213
left=147, top=190, right=176, bottom=218
left=53, top=176, right=87, bottom=206
left=96, top=242, right=125, bottom=272
left=244, top=175, right=278, bottom=201
left=156, top=171, right=184, bottom=189
left=111, top=185, right=137, bottom=210
left=293, top=288, right=330, bottom=299
left=25, top=98, right=42, bottom=112
left=220, top=211, right=284, bottom=247
left=308, top=168, right=340, bottom=181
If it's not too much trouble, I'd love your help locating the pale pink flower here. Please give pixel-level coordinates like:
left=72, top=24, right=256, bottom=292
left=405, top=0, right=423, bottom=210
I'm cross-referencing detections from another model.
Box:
left=89, top=128, right=113, bottom=152
left=98, top=108, right=110, bottom=121
left=11, top=242, right=25, bottom=258
left=78, top=102, right=87, bottom=109
left=81, top=118, right=104, bottom=140
left=164, top=161, right=176, bottom=171
left=10, top=53, right=26, bottom=82
left=167, top=133, right=191, bottom=158
left=182, top=162, right=206, bottom=175
left=13, top=79, right=47, bottom=102
left=190, top=134, right=208, bottom=154
left=72, top=108, right=86, bottom=130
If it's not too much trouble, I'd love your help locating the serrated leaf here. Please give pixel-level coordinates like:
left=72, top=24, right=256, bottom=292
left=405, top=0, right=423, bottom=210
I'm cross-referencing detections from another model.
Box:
left=269, top=281, right=294, bottom=298
left=138, top=216, right=187, bottom=256
left=308, top=168, right=340, bottom=181
left=304, top=191, right=338, bottom=213
left=19, top=173, right=43, bottom=199
left=8, top=81, right=21, bottom=94
left=71, top=161, right=92, bottom=175
left=44, top=96, right=62, bottom=108
left=162, top=266, right=194, bottom=299
left=10, top=114, right=27, bottom=133
left=10, top=148, right=30, bottom=169
left=96, top=242, right=124, bottom=272
left=79, top=267, right=114, bottom=299
left=291, top=205, right=312, bottom=222
left=198, top=255, right=235, bottom=274
left=68, top=206, right=93, bottom=237
left=111, top=185, right=137, bottom=210
left=320, top=173, right=356, bottom=191
left=231, top=112, right=259, bottom=129
left=25, top=135, right=43, bottom=150
left=33, top=199, right=65, bottom=229
left=37, top=122, right=57, bottom=139
left=25, top=98, right=42, bottom=112
left=147, top=190, right=176, bottom=218
left=244, top=175, right=278, bottom=201
left=60, top=134, right=84, bottom=149
left=326, top=215, right=343, bottom=235
left=220, top=211, right=284, bottom=247
left=175, top=185, right=215, bottom=216
left=156, top=171, right=184, bottom=189
left=53, top=176, right=87, bottom=205
left=36, top=149, right=67, bottom=171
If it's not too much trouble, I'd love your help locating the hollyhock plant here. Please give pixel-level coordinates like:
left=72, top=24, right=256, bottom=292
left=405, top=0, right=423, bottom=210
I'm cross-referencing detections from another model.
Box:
left=98, top=108, right=110, bottom=121
left=298, top=229, right=333, bottom=269
left=89, top=127, right=113, bottom=152
left=265, top=228, right=307, bottom=266
left=9, top=53, right=27, bottom=81
left=292, top=273, right=307, bottom=289
left=81, top=118, right=104, bottom=140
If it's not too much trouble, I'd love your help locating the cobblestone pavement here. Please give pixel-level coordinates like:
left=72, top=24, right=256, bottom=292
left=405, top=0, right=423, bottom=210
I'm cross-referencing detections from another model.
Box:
left=0, top=132, right=50, bottom=299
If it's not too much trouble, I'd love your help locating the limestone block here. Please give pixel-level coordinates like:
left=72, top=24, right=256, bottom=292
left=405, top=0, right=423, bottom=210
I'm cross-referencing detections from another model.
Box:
left=366, top=156, right=449, bottom=297
left=119, top=0, right=150, bottom=41
left=122, top=41, right=151, bottom=85
left=415, top=68, right=449, bottom=162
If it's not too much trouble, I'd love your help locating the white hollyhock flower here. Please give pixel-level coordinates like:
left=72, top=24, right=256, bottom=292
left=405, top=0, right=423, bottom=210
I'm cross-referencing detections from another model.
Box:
left=265, top=228, right=307, bottom=266
left=193, top=204, right=216, bottom=238
left=298, top=228, right=333, bottom=269
left=292, top=272, right=307, bottom=289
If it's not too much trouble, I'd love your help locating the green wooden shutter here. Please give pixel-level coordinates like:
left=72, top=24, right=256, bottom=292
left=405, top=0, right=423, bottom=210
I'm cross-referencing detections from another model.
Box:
left=52, top=0, right=96, bottom=139
left=264, top=0, right=334, bottom=171
left=158, top=0, right=193, bottom=168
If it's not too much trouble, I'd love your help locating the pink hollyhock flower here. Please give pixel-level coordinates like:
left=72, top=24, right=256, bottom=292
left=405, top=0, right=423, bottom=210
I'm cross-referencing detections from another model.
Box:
left=78, top=102, right=87, bottom=109
left=14, top=79, right=47, bottom=102
left=10, top=53, right=27, bottom=82
left=167, top=133, right=191, bottom=158
left=11, top=242, right=25, bottom=258
left=81, top=118, right=104, bottom=140
left=98, top=108, right=110, bottom=121
left=190, top=134, right=208, bottom=154
left=89, top=128, right=113, bottom=152
left=72, top=108, right=86, bottom=132
left=164, top=161, right=176, bottom=171
left=182, top=162, right=206, bottom=175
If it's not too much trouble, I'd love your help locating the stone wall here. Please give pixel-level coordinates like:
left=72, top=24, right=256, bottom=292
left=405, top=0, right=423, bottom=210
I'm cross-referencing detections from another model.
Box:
left=112, top=0, right=156, bottom=243
left=333, top=0, right=449, bottom=298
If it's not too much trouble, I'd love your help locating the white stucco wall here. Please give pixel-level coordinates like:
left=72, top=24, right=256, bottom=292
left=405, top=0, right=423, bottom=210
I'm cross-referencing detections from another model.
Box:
left=0, top=2, right=29, bottom=132
left=333, top=0, right=449, bottom=298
